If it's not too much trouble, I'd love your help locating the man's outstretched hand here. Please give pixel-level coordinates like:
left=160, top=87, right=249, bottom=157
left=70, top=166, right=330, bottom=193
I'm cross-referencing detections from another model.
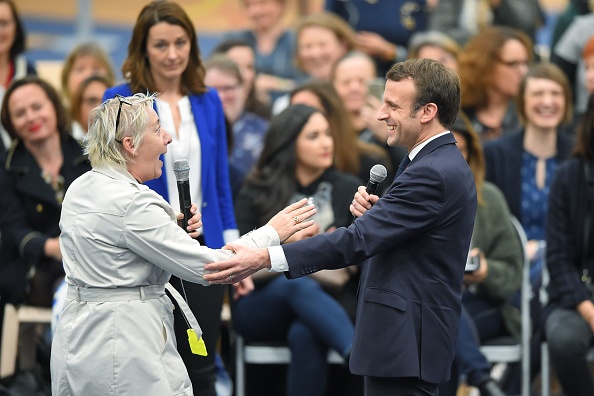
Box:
left=203, top=244, right=270, bottom=285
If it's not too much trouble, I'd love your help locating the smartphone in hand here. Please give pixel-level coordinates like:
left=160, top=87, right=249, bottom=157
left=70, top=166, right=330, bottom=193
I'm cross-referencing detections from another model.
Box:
left=465, top=254, right=480, bottom=273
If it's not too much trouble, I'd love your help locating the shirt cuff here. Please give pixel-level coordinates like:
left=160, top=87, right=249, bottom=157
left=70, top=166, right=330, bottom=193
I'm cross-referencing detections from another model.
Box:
left=268, top=245, right=289, bottom=272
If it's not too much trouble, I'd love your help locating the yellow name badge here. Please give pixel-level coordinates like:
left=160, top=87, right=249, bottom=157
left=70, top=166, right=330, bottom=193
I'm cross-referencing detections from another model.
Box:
left=187, top=329, right=208, bottom=356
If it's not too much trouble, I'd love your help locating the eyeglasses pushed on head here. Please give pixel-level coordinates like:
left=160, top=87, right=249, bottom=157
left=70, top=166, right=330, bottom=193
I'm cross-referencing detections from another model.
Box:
left=113, top=94, right=132, bottom=144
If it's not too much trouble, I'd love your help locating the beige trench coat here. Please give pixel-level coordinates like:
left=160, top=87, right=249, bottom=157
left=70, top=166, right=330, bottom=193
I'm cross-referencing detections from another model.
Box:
left=51, top=166, right=278, bottom=396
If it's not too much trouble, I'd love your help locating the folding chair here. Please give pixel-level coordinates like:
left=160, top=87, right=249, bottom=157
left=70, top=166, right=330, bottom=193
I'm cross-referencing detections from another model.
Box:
left=478, top=216, right=532, bottom=396
left=234, top=334, right=344, bottom=396
left=0, top=304, right=52, bottom=378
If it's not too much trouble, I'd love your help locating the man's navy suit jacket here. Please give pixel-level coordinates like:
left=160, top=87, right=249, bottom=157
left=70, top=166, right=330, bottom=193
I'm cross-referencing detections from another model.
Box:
left=283, top=133, right=477, bottom=384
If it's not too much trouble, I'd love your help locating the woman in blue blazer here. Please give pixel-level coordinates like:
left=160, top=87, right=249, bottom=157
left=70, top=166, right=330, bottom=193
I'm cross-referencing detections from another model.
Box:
left=103, top=2, right=238, bottom=395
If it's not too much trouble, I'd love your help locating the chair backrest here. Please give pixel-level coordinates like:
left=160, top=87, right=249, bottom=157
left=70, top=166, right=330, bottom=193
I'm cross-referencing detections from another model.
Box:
left=478, top=216, right=531, bottom=396
left=234, top=334, right=344, bottom=396
left=512, top=215, right=532, bottom=396
left=0, top=304, right=53, bottom=378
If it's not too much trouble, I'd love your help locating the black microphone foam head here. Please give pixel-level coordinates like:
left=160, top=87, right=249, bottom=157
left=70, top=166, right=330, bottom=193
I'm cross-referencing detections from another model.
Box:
left=369, top=164, right=388, bottom=183
left=173, top=159, right=190, bottom=182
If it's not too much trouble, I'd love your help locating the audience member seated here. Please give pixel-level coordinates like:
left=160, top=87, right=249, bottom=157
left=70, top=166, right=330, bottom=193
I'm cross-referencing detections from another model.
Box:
left=407, top=30, right=460, bottom=72
left=325, top=0, right=436, bottom=75
left=483, top=62, right=575, bottom=394
left=0, top=76, right=91, bottom=358
left=60, top=42, right=115, bottom=105
left=272, top=12, right=356, bottom=114
left=331, top=51, right=405, bottom=180
left=542, top=92, right=594, bottom=396
left=210, top=38, right=270, bottom=119
left=204, top=55, right=269, bottom=175
left=438, top=115, right=523, bottom=396
left=232, top=104, right=358, bottom=396
left=69, top=75, right=111, bottom=139
left=223, top=0, right=303, bottom=104
left=485, top=62, right=574, bottom=290
left=289, top=79, right=390, bottom=186
left=458, top=27, right=532, bottom=141
left=60, top=43, right=115, bottom=139
left=0, top=0, right=36, bottom=152
left=295, top=12, right=356, bottom=84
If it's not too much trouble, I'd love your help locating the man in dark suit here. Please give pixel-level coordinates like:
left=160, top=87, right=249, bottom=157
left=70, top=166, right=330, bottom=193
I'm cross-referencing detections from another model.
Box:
left=204, top=58, right=477, bottom=395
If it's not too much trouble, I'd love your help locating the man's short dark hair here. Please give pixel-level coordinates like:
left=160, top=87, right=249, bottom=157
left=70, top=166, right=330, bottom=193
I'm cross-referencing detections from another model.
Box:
left=386, top=58, right=460, bottom=128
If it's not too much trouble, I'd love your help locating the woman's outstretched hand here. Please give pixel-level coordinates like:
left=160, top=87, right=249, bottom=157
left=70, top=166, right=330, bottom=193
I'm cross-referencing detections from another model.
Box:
left=267, top=198, right=317, bottom=243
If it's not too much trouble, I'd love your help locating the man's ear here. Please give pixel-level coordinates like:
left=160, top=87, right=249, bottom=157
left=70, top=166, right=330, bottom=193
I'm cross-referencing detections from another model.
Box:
left=420, top=103, right=438, bottom=124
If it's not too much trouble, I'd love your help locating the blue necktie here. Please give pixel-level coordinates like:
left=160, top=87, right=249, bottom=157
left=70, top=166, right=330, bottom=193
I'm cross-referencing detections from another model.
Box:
left=396, top=155, right=411, bottom=178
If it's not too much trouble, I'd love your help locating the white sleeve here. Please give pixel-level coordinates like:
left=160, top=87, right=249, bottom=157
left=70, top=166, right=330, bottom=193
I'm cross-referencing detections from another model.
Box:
left=123, top=191, right=280, bottom=284
left=268, top=245, right=289, bottom=272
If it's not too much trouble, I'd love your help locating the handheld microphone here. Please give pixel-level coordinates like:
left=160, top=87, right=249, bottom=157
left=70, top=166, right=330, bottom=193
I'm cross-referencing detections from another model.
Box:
left=173, top=159, right=192, bottom=231
left=353, top=164, right=388, bottom=222
left=366, top=164, right=388, bottom=195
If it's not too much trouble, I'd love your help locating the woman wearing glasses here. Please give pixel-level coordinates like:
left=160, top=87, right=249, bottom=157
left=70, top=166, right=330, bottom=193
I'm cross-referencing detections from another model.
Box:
left=458, top=26, right=532, bottom=141
left=103, top=2, right=241, bottom=394
left=50, top=93, right=315, bottom=396
left=69, top=75, right=112, bottom=139
left=0, top=76, right=90, bottom=352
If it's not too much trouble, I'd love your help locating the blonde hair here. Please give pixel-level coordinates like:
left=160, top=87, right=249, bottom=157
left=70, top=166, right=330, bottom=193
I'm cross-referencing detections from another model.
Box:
left=61, top=42, right=116, bottom=101
left=84, top=93, right=156, bottom=169
left=408, top=31, right=460, bottom=61
left=295, top=12, right=356, bottom=72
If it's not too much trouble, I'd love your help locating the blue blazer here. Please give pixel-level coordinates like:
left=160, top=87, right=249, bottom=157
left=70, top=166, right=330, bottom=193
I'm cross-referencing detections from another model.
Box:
left=103, top=84, right=237, bottom=248
left=282, top=134, right=477, bottom=383
left=483, top=130, right=573, bottom=222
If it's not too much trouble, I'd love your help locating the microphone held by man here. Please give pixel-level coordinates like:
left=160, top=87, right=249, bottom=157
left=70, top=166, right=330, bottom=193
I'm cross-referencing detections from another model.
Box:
left=351, top=164, right=387, bottom=220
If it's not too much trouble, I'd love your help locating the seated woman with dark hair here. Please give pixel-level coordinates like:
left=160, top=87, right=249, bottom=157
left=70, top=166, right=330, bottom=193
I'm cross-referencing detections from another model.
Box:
left=290, top=79, right=390, bottom=186
left=232, top=104, right=359, bottom=396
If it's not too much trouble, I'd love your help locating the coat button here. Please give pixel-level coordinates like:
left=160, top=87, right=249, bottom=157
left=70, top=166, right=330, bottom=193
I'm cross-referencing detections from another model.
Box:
left=202, top=202, right=208, bottom=207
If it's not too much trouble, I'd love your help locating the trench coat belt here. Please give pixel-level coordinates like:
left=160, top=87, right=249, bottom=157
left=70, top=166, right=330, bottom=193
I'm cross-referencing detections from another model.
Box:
left=66, top=283, right=203, bottom=338
left=67, top=284, right=166, bottom=302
